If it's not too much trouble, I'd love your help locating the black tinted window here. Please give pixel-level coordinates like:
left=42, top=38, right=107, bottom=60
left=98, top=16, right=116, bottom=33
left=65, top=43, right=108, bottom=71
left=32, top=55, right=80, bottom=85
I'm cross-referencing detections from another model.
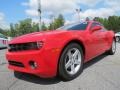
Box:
left=90, top=22, right=102, bottom=30
left=57, top=22, right=88, bottom=30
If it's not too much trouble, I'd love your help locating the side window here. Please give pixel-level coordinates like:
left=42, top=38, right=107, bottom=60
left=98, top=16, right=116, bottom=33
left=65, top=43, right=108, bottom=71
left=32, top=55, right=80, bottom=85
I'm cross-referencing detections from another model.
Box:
left=100, top=24, right=107, bottom=31
left=90, top=23, right=102, bottom=30
left=90, top=23, right=96, bottom=30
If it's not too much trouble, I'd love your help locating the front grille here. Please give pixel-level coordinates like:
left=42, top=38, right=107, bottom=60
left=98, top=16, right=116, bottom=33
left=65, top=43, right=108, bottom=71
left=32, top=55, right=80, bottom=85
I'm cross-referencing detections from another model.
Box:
left=8, top=61, right=24, bottom=67
left=8, top=42, right=37, bottom=52
left=9, top=43, right=30, bottom=52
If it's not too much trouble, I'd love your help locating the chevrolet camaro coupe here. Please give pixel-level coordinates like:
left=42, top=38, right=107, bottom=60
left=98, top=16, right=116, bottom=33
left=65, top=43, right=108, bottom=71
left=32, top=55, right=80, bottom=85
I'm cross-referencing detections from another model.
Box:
left=6, top=21, right=116, bottom=80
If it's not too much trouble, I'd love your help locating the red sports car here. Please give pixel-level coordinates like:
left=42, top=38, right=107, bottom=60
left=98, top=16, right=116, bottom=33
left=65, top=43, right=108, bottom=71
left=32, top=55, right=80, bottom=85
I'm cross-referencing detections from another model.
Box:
left=6, top=21, right=116, bottom=80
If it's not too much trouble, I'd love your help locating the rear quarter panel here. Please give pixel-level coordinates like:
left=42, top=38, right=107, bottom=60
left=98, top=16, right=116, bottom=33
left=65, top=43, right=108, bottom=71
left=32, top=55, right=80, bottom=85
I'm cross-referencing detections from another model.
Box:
left=105, top=30, right=115, bottom=50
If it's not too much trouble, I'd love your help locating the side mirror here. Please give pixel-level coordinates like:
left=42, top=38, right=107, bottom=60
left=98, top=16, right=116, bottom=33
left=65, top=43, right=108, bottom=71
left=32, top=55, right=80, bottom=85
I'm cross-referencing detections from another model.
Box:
left=91, top=26, right=102, bottom=32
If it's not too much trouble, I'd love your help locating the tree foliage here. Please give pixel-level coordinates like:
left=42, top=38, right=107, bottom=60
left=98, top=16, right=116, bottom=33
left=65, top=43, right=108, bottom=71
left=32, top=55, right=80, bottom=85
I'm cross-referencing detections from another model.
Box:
left=9, top=18, right=39, bottom=37
left=41, top=22, right=47, bottom=31
left=48, top=14, right=65, bottom=30
left=6, top=14, right=65, bottom=37
left=0, top=27, right=10, bottom=37
left=94, top=16, right=120, bottom=32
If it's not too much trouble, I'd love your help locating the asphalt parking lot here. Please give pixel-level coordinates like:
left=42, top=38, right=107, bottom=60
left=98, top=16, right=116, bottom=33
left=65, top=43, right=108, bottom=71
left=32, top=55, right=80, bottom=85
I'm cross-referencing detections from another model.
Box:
left=0, top=44, right=120, bottom=90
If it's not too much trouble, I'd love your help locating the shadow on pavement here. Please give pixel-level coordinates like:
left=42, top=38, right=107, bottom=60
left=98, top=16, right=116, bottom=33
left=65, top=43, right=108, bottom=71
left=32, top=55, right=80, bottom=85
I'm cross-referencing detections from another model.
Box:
left=14, top=53, right=108, bottom=85
left=14, top=71, right=61, bottom=85
left=84, top=53, right=108, bottom=69
left=0, top=47, right=7, bottom=50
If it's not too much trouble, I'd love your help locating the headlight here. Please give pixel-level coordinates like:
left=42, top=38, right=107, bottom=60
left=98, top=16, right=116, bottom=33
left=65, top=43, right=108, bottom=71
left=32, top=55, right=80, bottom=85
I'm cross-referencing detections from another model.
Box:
left=28, top=41, right=44, bottom=50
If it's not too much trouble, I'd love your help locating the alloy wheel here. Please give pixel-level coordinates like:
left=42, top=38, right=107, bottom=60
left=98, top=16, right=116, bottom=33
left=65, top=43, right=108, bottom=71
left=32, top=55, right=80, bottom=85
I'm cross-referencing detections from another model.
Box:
left=65, top=48, right=81, bottom=75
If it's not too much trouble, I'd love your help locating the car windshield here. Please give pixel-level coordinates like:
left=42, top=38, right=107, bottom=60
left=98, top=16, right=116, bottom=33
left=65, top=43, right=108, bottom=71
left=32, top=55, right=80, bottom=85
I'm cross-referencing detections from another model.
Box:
left=57, top=22, right=88, bottom=30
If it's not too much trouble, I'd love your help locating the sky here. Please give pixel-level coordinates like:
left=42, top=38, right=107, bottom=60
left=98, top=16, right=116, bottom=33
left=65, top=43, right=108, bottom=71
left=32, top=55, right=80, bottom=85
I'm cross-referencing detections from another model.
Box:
left=0, top=0, right=120, bottom=29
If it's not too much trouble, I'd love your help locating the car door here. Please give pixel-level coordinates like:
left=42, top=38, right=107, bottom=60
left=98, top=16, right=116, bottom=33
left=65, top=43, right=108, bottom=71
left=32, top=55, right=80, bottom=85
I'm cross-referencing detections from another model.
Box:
left=94, top=23, right=107, bottom=52
left=87, top=22, right=106, bottom=60
left=98, top=25, right=109, bottom=51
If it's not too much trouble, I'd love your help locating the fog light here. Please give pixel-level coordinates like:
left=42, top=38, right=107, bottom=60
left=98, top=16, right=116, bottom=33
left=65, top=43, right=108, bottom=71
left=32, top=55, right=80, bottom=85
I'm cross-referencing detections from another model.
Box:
left=29, top=61, right=37, bottom=69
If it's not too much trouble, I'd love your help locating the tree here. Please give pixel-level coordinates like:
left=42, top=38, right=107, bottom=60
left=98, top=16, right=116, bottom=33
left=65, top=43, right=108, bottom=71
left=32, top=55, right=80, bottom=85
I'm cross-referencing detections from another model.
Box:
left=48, top=23, right=53, bottom=30
left=32, top=23, right=39, bottom=32
left=54, top=14, right=65, bottom=29
left=0, top=28, right=5, bottom=34
left=48, top=14, right=65, bottom=30
left=19, top=18, right=33, bottom=35
left=41, top=22, right=47, bottom=31
left=94, top=16, right=120, bottom=32
left=14, top=24, right=19, bottom=36
left=9, top=18, right=40, bottom=37
left=10, top=23, right=16, bottom=37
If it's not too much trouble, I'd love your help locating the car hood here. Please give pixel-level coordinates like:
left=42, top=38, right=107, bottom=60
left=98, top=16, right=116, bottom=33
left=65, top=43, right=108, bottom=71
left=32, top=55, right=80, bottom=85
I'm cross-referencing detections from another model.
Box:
left=9, top=30, right=68, bottom=44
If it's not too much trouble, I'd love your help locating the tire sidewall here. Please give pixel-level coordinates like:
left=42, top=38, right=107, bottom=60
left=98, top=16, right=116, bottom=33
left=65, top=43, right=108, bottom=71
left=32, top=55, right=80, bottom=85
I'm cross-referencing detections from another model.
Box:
left=108, top=39, right=116, bottom=55
left=116, top=36, right=120, bottom=42
left=59, top=43, right=84, bottom=80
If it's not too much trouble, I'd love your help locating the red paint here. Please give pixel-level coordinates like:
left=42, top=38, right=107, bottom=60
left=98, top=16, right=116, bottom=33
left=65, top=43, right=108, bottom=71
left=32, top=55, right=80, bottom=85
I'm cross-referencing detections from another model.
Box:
left=6, top=21, right=115, bottom=78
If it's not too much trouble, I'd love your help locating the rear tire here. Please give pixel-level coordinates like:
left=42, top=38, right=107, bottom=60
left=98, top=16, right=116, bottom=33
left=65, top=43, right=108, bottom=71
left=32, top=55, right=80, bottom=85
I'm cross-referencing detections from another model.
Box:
left=58, top=43, right=84, bottom=81
left=107, top=39, right=116, bottom=55
left=116, top=36, right=120, bottom=42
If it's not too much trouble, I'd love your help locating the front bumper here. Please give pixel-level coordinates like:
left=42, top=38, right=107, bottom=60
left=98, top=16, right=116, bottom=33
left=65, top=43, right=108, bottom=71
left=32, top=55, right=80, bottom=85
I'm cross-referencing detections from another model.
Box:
left=6, top=49, right=60, bottom=78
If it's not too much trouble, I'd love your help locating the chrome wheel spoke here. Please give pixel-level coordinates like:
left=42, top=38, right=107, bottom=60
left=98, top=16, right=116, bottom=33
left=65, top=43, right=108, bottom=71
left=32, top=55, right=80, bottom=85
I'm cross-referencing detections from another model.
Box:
left=67, top=51, right=72, bottom=59
left=112, top=41, right=116, bottom=52
left=65, top=60, right=71, bottom=69
left=65, top=48, right=82, bottom=75
left=73, top=50, right=79, bottom=58
left=71, top=64, right=75, bottom=73
left=74, top=60, right=81, bottom=65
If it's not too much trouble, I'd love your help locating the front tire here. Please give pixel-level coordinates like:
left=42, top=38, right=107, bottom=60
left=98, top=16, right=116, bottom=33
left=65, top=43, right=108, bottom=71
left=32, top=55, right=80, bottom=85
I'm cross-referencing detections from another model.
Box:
left=58, top=43, right=84, bottom=81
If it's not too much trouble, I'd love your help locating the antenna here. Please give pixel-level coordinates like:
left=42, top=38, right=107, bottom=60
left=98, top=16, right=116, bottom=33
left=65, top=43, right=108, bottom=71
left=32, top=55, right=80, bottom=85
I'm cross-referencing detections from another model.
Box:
left=38, top=0, right=42, bottom=31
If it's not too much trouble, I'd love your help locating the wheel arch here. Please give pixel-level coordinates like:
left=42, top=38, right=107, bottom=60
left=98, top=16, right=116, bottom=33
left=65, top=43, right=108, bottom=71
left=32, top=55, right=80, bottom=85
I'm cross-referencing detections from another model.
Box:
left=114, top=36, right=116, bottom=42
left=63, top=40, right=85, bottom=55
left=57, top=39, right=86, bottom=76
